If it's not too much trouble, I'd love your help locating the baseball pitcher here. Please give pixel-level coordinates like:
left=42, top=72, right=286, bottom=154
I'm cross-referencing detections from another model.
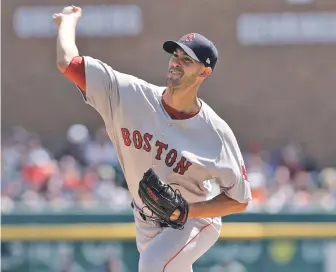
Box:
left=53, top=6, right=252, bottom=272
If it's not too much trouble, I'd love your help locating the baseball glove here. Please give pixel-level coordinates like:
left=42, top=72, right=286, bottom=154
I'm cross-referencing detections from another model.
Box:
left=138, top=168, right=189, bottom=230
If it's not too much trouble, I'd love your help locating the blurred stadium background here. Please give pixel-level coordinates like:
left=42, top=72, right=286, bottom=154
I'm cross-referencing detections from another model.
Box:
left=1, top=0, right=336, bottom=271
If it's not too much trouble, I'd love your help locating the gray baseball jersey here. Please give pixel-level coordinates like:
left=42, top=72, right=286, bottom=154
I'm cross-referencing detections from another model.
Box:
left=77, top=56, right=252, bottom=271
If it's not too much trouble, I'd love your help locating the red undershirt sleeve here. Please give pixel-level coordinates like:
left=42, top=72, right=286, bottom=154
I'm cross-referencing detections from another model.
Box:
left=63, top=56, right=86, bottom=91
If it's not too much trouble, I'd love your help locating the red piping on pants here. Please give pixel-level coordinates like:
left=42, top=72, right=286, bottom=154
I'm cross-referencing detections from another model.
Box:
left=163, top=219, right=214, bottom=271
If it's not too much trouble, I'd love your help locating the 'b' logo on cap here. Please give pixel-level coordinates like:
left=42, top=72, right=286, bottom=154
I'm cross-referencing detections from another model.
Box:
left=183, top=33, right=196, bottom=42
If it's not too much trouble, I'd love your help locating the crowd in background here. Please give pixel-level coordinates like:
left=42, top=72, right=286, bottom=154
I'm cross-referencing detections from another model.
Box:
left=1, top=125, right=336, bottom=214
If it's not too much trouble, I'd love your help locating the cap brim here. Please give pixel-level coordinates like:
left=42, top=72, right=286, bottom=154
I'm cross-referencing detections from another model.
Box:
left=163, top=41, right=200, bottom=62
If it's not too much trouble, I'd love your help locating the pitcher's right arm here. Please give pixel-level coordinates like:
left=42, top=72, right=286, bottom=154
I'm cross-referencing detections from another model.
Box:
left=53, top=6, right=149, bottom=122
left=53, top=6, right=86, bottom=90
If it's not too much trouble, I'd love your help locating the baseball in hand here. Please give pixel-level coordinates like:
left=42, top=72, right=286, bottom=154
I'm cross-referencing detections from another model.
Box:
left=53, top=6, right=82, bottom=26
left=62, top=6, right=74, bottom=14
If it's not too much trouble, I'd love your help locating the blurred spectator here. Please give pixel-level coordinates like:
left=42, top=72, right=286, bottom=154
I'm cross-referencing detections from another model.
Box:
left=1, top=125, right=336, bottom=213
left=1, top=125, right=130, bottom=212
left=243, top=141, right=336, bottom=213
left=243, top=142, right=271, bottom=211
left=105, top=254, right=123, bottom=272
left=59, top=124, right=91, bottom=166
left=83, top=127, right=119, bottom=166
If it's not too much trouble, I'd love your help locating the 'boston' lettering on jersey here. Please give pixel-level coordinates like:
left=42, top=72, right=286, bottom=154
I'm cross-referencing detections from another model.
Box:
left=121, top=128, right=192, bottom=175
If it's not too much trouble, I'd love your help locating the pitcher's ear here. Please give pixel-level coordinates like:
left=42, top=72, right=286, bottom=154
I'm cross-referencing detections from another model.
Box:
left=200, top=67, right=212, bottom=78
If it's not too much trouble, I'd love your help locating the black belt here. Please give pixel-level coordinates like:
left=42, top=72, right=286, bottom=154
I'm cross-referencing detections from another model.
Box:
left=131, top=201, right=147, bottom=221
left=131, top=201, right=168, bottom=228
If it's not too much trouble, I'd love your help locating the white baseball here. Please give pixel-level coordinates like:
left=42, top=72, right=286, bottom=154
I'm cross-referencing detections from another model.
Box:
left=62, top=7, right=73, bottom=14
